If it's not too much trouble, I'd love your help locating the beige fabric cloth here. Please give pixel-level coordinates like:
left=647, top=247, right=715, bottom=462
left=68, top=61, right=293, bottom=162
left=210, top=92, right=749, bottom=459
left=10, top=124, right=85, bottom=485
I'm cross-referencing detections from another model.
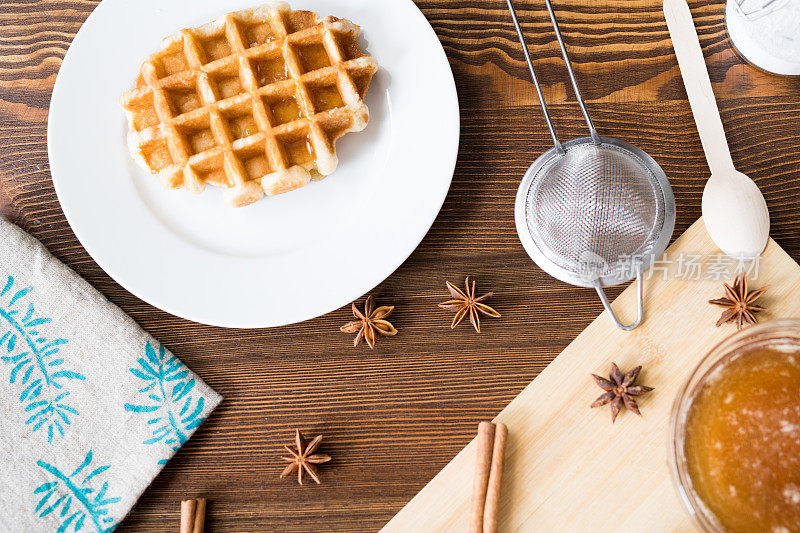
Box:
left=0, top=217, right=221, bottom=532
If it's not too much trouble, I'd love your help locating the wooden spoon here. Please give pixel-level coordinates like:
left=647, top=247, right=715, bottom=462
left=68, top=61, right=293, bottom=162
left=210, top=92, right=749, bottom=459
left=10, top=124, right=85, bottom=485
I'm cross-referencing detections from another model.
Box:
left=664, top=0, right=769, bottom=258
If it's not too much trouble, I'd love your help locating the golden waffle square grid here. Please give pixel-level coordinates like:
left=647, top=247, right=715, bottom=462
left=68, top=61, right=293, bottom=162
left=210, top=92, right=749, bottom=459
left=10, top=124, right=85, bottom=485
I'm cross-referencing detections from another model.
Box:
left=120, top=3, right=378, bottom=207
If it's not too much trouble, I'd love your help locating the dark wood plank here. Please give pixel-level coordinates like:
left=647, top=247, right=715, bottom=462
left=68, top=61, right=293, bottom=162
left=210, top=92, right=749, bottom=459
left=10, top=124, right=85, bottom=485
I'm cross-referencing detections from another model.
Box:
left=1, top=0, right=799, bottom=530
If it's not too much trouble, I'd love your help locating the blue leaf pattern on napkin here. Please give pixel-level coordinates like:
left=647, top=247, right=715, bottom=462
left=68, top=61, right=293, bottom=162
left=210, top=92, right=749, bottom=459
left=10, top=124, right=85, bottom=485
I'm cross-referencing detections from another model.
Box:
left=0, top=275, right=85, bottom=443
left=33, top=450, right=120, bottom=532
left=124, top=341, right=206, bottom=464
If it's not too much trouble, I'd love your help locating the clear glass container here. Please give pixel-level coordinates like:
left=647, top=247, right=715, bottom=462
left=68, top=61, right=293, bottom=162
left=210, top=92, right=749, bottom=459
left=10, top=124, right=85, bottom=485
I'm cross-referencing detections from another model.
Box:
left=669, top=319, right=800, bottom=532
left=725, top=0, right=800, bottom=76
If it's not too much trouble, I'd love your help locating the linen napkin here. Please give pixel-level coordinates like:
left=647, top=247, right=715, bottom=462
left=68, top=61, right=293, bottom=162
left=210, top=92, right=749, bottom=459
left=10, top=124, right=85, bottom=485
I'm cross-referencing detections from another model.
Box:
left=0, top=217, right=222, bottom=532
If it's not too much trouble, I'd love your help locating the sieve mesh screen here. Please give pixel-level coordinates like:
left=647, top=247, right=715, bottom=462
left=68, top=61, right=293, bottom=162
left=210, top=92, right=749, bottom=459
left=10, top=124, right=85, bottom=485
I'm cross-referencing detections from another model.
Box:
left=525, top=142, right=666, bottom=280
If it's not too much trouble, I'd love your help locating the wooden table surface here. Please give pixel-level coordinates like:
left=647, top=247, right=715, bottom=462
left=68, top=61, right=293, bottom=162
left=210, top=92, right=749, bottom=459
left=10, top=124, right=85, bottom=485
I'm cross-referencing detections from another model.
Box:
left=1, top=0, right=798, bottom=530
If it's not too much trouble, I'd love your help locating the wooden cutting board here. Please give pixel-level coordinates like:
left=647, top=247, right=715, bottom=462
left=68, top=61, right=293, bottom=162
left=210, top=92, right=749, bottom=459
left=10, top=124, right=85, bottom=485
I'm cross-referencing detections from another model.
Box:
left=382, top=218, right=800, bottom=532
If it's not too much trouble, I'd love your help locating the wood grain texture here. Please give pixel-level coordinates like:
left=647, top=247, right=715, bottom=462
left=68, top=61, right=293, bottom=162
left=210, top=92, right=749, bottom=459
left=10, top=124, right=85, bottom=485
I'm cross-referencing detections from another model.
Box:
left=0, top=0, right=798, bottom=530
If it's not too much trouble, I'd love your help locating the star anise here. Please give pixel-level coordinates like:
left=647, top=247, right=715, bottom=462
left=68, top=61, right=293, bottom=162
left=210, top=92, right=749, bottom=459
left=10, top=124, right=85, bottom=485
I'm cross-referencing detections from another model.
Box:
left=708, top=273, right=768, bottom=330
left=590, top=363, right=653, bottom=423
left=438, top=277, right=500, bottom=333
left=340, top=295, right=397, bottom=348
left=279, top=429, right=332, bottom=485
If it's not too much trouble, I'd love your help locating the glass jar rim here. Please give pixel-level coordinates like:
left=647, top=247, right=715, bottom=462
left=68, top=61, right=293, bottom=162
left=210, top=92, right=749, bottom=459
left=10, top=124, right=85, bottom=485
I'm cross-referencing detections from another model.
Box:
left=669, top=318, right=800, bottom=532
left=725, top=0, right=800, bottom=77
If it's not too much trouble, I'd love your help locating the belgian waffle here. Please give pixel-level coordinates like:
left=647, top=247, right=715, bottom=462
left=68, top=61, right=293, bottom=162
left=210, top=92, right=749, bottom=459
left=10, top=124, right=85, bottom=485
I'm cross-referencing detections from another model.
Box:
left=119, top=2, right=378, bottom=207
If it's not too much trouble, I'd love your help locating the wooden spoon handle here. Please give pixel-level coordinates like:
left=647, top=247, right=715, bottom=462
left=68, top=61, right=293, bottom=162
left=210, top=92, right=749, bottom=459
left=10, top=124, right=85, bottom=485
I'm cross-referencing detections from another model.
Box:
left=663, top=0, right=735, bottom=175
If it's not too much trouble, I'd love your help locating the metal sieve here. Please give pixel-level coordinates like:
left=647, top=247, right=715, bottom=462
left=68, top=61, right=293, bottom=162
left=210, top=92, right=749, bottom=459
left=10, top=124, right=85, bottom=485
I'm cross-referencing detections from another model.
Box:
left=507, top=0, right=675, bottom=330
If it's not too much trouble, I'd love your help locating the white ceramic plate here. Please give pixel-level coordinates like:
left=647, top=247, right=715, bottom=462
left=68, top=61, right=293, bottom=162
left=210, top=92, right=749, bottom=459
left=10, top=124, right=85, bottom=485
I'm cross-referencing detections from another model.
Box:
left=48, top=0, right=459, bottom=327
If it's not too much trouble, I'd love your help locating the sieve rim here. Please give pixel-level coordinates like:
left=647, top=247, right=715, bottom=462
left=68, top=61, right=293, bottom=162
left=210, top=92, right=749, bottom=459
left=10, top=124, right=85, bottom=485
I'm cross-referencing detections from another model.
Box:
left=514, top=136, right=676, bottom=288
left=527, top=141, right=664, bottom=278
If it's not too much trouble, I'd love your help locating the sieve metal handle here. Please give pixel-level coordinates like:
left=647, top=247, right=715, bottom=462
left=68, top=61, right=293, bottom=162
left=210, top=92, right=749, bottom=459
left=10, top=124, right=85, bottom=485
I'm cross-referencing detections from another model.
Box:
left=543, top=0, right=601, bottom=143
left=505, top=0, right=564, bottom=153
left=505, top=0, right=601, bottom=146
left=593, top=272, right=644, bottom=331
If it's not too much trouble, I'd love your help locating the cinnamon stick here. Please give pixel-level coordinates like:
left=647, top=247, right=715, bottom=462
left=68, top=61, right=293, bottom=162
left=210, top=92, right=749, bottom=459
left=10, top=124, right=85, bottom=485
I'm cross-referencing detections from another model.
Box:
left=469, top=421, right=496, bottom=533
left=180, top=499, right=196, bottom=533
left=180, top=498, right=206, bottom=533
left=483, top=422, right=508, bottom=533
left=192, top=498, right=206, bottom=533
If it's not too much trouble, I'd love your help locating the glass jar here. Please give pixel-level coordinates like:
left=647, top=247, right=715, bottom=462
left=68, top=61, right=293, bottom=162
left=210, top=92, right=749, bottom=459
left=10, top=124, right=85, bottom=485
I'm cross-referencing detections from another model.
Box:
left=725, top=0, right=800, bottom=76
left=669, top=319, right=800, bottom=532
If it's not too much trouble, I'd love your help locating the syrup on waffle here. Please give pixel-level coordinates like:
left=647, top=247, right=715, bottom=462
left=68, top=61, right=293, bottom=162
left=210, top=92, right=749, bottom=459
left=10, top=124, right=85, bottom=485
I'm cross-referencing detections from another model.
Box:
left=119, top=2, right=378, bottom=207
